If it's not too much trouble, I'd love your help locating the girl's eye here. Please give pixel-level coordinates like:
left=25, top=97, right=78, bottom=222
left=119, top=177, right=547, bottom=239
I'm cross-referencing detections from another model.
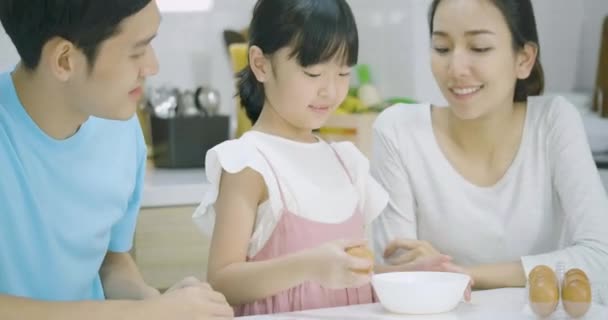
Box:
left=304, top=71, right=321, bottom=78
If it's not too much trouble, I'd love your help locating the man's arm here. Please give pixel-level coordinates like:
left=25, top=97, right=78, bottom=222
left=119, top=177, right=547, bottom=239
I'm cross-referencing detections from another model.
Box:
left=0, top=295, right=136, bottom=320
left=99, top=252, right=160, bottom=300
left=0, top=283, right=234, bottom=320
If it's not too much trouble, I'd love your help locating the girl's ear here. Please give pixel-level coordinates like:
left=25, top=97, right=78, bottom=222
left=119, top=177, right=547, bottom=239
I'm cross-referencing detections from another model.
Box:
left=249, top=45, right=269, bottom=83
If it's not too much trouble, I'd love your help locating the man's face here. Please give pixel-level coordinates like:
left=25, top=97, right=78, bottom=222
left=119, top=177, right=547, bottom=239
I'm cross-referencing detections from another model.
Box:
left=68, top=0, right=161, bottom=120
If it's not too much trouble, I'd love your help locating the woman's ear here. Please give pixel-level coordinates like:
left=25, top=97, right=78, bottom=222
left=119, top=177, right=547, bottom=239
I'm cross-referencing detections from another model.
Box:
left=515, top=42, right=538, bottom=80
left=249, top=45, right=269, bottom=83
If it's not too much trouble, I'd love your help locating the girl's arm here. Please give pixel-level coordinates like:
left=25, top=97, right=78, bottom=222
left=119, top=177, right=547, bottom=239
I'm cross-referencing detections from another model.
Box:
left=207, top=168, right=371, bottom=306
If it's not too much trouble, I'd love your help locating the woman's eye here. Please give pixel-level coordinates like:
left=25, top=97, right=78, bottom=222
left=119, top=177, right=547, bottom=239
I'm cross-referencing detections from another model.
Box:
left=472, top=47, right=493, bottom=53
left=130, top=52, right=145, bottom=59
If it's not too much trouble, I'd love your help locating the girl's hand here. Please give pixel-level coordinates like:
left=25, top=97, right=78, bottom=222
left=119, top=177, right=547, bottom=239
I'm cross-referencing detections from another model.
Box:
left=303, top=239, right=373, bottom=289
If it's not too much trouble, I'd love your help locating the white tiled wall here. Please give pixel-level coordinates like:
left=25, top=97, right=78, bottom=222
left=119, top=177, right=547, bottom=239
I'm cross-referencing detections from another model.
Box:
left=533, top=1, right=585, bottom=93
left=0, top=29, right=18, bottom=72
left=577, top=0, right=608, bottom=92
left=1, top=0, right=607, bottom=113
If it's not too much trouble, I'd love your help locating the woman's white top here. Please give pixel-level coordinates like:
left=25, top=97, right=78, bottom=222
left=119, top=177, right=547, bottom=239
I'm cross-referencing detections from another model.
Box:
left=370, top=96, right=608, bottom=282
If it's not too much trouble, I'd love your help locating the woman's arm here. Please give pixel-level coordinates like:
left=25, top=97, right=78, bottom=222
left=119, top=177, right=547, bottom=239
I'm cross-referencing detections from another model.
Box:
left=519, top=99, right=608, bottom=283
left=465, top=262, right=526, bottom=289
left=369, top=120, right=419, bottom=264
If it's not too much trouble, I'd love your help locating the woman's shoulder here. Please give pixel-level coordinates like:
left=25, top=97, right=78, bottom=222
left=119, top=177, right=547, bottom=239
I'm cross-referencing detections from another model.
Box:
left=374, top=103, right=431, bottom=130
left=528, top=95, right=582, bottom=124
left=371, top=103, right=434, bottom=153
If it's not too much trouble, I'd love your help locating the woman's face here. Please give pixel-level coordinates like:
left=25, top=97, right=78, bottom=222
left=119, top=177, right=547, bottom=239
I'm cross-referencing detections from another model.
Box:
left=430, top=0, right=534, bottom=120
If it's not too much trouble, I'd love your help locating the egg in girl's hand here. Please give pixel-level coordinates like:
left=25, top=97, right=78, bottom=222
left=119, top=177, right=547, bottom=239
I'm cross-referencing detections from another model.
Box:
left=528, top=265, right=559, bottom=317
left=346, top=246, right=374, bottom=274
left=562, top=268, right=592, bottom=318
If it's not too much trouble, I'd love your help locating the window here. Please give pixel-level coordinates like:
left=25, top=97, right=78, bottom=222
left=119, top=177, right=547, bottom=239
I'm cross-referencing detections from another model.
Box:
left=157, top=0, right=214, bottom=12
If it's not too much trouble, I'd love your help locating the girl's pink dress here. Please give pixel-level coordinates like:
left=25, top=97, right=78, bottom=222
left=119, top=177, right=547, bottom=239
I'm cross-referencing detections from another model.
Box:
left=235, top=147, right=374, bottom=316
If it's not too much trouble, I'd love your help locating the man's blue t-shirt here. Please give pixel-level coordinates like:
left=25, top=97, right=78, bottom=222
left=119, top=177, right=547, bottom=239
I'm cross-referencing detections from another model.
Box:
left=0, top=71, right=146, bottom=301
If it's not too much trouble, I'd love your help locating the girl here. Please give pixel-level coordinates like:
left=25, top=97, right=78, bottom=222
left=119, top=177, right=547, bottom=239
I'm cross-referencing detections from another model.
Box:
left=193, top=0, right=451, bottom=316
left=372, top=0, right=608, bottom=291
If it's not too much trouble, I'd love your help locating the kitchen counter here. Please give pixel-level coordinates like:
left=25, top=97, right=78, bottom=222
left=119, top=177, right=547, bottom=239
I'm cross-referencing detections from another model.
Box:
left=240, top=288, right=608, bottom=319
left=595, top=152, right=608, bottom=169
left=141, top=163, right=209, bottom=208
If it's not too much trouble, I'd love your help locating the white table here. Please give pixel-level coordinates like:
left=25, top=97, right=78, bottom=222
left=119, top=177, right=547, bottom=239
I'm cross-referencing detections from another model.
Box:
left=239, top=288, right=608, bottom=319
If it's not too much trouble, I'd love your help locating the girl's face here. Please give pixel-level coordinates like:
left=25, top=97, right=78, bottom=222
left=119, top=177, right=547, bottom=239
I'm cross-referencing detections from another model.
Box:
left=254, top=46, right=352, bottom=131
left=430, top=0, right=536, bottom=120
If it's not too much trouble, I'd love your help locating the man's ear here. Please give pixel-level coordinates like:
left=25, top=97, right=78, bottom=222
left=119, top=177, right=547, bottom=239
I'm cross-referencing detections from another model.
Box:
left=44, top=37, right=80, bottom=82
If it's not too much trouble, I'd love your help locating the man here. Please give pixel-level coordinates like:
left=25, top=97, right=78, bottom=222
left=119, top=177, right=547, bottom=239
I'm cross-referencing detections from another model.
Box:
left=0, top=1, right=232, bottom=319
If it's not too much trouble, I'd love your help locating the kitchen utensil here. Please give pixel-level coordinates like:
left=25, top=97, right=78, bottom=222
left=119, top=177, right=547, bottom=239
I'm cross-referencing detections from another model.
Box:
left=195, top=86, right=221, bottom=116
left=147, top=86, right=178, bottom=119
left=178, top=89, right=200, bottom=117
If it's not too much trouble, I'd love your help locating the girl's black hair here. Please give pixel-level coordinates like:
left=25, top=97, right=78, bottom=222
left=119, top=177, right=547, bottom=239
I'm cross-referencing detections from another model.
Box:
left=238, top=0, right=359, bottom=123
left=428, top=0, right=544, bottom=102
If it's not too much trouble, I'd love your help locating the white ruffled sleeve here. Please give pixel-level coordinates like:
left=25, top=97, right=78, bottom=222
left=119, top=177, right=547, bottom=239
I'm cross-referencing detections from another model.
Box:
left=332, top=142, right=389, bottom=225
left=192, top=139, right=284, bottom=237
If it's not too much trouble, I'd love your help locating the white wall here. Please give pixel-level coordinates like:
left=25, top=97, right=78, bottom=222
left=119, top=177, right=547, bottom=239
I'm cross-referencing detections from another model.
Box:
left=533, top=0, right=585, bottom=94
left=576, top=0, right=608, bottom=92
left=349, top=0, right=414, bottom=100
left=0, top=29, right=18, bottom=72
left=146, top=0, right=256, bottom=117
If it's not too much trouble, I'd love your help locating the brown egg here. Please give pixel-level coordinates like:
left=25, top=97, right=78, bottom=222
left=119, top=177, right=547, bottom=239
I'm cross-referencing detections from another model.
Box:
left=565, top=268, right=589, bottom=281
left=346, top=246, right=374, bottom=274
left=562, top=268, right=592, bottom=318
left=528, top=265, right=559, bottom=317
left=529, top=265, right=554, bottom=282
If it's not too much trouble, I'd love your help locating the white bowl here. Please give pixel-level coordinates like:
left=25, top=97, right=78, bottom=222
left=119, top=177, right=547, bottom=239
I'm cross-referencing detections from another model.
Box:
left=372, top=272, right=469, bottom=314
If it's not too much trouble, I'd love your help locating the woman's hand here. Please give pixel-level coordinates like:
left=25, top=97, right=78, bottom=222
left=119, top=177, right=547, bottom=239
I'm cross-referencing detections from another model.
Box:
left=441, top=262, right=474, bottom=302
left=383, top=238, right=473, bottom=301
left=384, top=239, right=442, bottom=265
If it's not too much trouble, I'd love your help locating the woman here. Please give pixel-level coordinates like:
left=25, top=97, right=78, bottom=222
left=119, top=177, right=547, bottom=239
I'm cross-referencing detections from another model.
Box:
left=371, top=0, right=608, bottom=290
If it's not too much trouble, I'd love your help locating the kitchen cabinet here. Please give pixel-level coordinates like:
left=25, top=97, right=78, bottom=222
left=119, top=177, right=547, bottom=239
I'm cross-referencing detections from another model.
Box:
left=600, top=169, right=608, bottom=193
left=320, top=113, right=378, bottom=157
left=132, top=206, right=210, bottom=291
